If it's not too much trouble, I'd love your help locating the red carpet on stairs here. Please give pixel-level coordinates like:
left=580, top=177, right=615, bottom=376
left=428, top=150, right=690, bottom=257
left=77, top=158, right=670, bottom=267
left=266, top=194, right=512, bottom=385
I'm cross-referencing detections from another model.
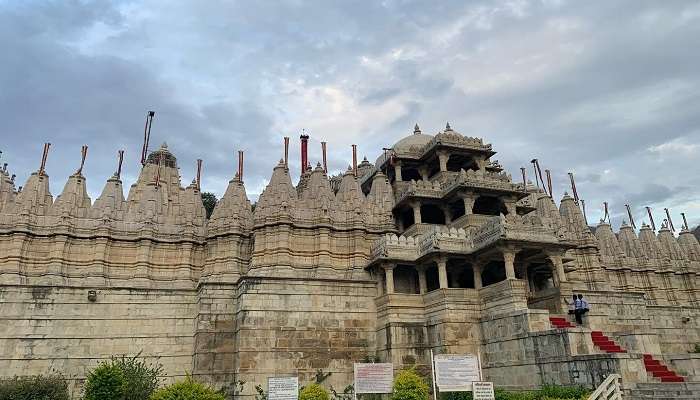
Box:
left=590, top=331, right=626, bottom=353
left=549, top=316, right=576, bottom=329
left=643, top=354, right=685, bottom=382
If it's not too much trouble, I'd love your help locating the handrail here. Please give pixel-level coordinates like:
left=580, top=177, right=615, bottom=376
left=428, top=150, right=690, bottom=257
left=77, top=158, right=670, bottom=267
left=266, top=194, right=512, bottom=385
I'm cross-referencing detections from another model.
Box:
left=587, top=374, right=622, bottom=400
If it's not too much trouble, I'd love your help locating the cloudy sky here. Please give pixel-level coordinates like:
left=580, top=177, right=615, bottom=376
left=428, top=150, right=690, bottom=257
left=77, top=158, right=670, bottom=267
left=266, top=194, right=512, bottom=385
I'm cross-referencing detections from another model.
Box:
left=1, top=0, right=699, bottom=229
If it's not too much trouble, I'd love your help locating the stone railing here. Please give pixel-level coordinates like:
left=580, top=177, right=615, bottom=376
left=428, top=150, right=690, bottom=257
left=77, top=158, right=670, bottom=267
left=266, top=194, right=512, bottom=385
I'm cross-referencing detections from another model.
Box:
left=423, top=131, right=492, bottom=153
left=393, top=179, right=443, bottom=204
left=370, top=233, right=419, bottom=262
left=370, top=214, right=563, bottom=264
left=417, top=226, right=473, bottom=258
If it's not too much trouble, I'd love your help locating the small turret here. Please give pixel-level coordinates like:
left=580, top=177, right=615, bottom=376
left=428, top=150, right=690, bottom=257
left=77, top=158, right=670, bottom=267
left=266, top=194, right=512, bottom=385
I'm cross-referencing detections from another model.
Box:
left=638, top=223, right=664, bottom=260
left=12, top=172, right=53, bottom=215
left=657, top=225, right=684, bottom=260
left=618, top=222, right=645, bottom=259
left=90, top=174, right=127, bottom=220
left=255, top=159, right=298, bottom=221
left=595, top=220, right=624, bottom=259
left=677, top=227, right=700, bottom=262
left=50, top=172, right=91, bottom=218
left=209, top=174, right=252, bottom=233
left=335, top=166, right=364, bottom=216
left=366, top=171, right=394, bottom=226
left=558, top=192, right=593, bottom=243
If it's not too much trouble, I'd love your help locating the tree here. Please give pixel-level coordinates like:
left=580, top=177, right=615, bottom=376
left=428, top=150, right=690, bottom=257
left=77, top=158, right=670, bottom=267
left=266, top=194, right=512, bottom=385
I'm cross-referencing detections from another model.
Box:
left=201, top=192, right=218, bottom=219
left=392, top=369, right=429, bottom=400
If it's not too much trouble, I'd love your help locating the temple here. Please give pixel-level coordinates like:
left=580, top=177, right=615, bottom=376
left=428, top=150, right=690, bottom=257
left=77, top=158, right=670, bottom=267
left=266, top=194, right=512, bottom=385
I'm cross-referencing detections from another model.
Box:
left=0, top=125, right=698, bottom=398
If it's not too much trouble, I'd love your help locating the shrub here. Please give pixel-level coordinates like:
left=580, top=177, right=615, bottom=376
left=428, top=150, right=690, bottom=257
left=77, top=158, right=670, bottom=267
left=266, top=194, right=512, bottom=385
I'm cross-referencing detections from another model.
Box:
left=83, top=363, right=126, bottom=400
left=0, top=374, right=69, bottom=400
left=112, top=354, right=162, bottom=400
left=150, top=377, right=225, bottom=400
left=392, top=369, right=429, bottom=400
left=299, top=384, right=330, bottom=400
left=538, top=385, right=589, bottom=399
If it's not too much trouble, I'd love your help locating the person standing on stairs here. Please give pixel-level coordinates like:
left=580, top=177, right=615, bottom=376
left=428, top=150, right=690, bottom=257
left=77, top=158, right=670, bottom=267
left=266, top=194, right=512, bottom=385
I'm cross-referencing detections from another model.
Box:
left=574, top=294, right=584, bottom=325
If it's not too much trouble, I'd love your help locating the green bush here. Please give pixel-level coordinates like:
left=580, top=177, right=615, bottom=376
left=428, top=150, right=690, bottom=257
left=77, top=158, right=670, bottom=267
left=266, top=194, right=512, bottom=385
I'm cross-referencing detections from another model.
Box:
left=83, top=363, right=126, bottom=400
left=113, top=354, right=163, bottom=400
left=83, top=354, right=162, bottom=400
left=0, top=374, right=69, bottom=400
left=150, top=377, right=225, bottom=400
left=299, top=384, right=330, bottom=400
left=392, top=369, right=429, bottom=400
left=439, top=385, right=588, bottom=400
left=538, top=385, right=588, bottom=400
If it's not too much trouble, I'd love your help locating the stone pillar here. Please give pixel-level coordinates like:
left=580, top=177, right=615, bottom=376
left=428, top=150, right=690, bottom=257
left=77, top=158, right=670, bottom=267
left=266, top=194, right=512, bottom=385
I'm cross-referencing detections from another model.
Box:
left=461, top=193, right=475, bottom=215
left=383, top=264, right=395, bottom=294
left=412, top=202, right=422, bottom=224
left=503, top=248, right=516, bottom=279
left=438, top=151, right=449, bottom=172
left=505, top=201, right=516, bottom=216
left=394, top=163, right=402, bottom=182
left=437, top=258, right=448, bottom=289
left=420, top=166, right=429, bottom=181
left=548, top=252, right=567, bottom=284
left=442, top=205, right=452, bottom=224
left=417, top=266, right=427, bottom=294
left=473, top=263, right=482, bottom=289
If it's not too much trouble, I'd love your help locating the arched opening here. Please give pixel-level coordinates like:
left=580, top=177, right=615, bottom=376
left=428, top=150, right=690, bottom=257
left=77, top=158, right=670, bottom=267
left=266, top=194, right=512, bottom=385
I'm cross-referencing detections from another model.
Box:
left=426, top=265, right=439, bottom=292
left=473, top=196, right=508, bottom=216
left=528, top=262, right=555, bottom=292
left=448, top=199, right=466, bottom=220
left=402, top=167, right=422, bottom=181
left=446, top=154, right=478, bottom=172
left=421, top=204, right=446, bottom=225
left=427, top=159, right=441, bottom=179
left=398, top=207, right=415, bottom=229
left=447, top=260, right=474, bottom=288
left=394, top=265, right=420, bottom=294
left=481, top=260, right=506, bottom=286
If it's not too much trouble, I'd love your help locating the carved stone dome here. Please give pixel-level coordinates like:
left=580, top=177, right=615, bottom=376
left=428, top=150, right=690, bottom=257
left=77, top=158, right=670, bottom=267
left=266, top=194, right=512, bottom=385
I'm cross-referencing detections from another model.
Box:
left=375, top=124, right=433, bottom=166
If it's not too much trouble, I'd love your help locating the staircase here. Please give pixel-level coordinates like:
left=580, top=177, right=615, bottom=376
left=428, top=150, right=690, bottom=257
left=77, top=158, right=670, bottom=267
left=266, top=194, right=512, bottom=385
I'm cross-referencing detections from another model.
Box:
left=643, top=354, right=685, bottom=382
left=549, top=316, right=576, bottom=329
left=590, top=331, right=626, bottom=353
left=626, top=382, right=700, bottom=399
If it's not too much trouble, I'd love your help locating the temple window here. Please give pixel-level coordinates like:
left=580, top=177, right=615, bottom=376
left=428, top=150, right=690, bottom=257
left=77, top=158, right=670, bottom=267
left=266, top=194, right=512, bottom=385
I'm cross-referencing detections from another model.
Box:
left=447, top=260, right=475, bottom=288
left=420, top=204, right=446, bottom=224
left=398, top=207, right=415, bottom=229
left=425, top=265, right=440, bottom=292
left=401, top=167, right=422, bottom=181
left=472, top=195, right=508, bottom=216
left=481, top=260, right=507, bottom=286
left=528, top=262, right=555, bottom=291
left=394, top=265, right=420, bottom=294
left=448, top=199, right=466, bottom=220
left=446, top=154, right=478, bottom=172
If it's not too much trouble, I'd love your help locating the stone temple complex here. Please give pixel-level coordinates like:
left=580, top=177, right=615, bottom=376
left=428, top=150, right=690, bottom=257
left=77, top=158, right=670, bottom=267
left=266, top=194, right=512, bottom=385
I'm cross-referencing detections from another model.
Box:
left=0, top=124, right=699, bottom=397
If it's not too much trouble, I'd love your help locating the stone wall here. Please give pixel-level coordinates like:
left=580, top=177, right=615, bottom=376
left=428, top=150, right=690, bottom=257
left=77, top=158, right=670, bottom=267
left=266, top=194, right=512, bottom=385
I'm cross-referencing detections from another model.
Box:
left=233, top=276, right=378, bottom=398
left=0, top=285, right=197, bottom=395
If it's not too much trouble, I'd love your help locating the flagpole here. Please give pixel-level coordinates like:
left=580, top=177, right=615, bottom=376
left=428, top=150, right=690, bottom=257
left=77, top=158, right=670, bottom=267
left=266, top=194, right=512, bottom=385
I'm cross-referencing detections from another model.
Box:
left=431, top=349, right=438, bottom=400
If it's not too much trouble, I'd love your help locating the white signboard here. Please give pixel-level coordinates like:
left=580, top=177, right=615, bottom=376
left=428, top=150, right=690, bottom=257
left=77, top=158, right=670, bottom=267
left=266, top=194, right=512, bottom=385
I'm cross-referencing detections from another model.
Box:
left=434, top=354, right=481, bottom=392
left=472, top=382, right=495, bottom=400
left=354, top=363, right=394, bottom=393
left=268, top=377, right=299, bottom=400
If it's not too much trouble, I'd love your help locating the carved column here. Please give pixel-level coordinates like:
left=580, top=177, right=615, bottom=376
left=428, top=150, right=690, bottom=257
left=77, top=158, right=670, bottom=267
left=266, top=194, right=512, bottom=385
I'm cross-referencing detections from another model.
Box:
left=503, top=247, right=516, bottom=279
left=461, top=193, right=475, bottom=215
left=420, top=166, right=429, bottom=181
left=473, top=263, right=483, bottom=289
left=383, top=264, right=395, bottom=294
left=548, top=252, right=567, bottom=284
left=438, top=151, right=449, bottom=172
left=412, top=202, right=422, bottom=224
left=394, top=163, right=402, bottom=182
left=441, top=205, right=452, bottom=224
left=437, top=257, right=448, bottom=289
left=417, top=266, right=427, bottom=294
